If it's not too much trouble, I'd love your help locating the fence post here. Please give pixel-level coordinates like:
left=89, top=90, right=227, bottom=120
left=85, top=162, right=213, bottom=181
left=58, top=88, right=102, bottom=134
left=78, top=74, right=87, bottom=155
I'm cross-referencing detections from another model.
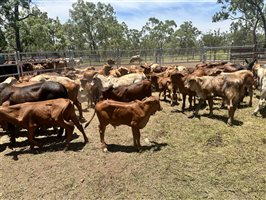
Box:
left=201, top=46, right=207, bottom=63
left=15, top=51, right=23, bottom=77
left=116, top=48, right=121, bottom=68
left=160, top=48, right=163, bottom=65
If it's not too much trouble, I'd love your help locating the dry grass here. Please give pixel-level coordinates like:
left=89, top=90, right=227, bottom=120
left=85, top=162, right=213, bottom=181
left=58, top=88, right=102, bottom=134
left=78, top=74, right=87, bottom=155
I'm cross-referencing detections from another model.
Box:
left=0, top=92, right=266, bottom=200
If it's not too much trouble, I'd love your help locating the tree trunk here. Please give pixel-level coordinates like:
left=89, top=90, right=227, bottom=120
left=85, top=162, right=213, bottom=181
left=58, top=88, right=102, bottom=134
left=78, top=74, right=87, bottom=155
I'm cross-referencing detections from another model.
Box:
left=252, top=14, right=259, bottom=59
left=14, top=2, right=22, bottom=53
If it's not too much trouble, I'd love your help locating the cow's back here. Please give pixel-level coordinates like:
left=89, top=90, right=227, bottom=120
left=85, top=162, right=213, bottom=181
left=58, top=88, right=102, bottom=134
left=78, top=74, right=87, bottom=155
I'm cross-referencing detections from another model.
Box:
left=0, top=81, right=68, bottom=105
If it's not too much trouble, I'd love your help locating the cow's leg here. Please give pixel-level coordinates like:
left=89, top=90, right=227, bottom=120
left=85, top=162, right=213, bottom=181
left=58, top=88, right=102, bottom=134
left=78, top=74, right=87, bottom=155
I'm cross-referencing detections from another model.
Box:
left=158, top=90, right=162, bottom=100
left=99, top=124, right=107, bottom=151
left=182, top=94, right=186, bottom=111
left=70, top=112, right=89, bottom=143
left=131, top=127, right=141, bottom=151
left=7, top=123, right=16, bottom=148
left=253, top=98, right=265, bottom=116
left=73, top=99, right=84, bottom=121
left=188, top=94, right=193, bottom=110
left=177, top=89, right=182, bottom=101
left=227, top=100, right=236, bottom=126
left=220, top=98, right=225, bottom=108
left=170, top=89, right=177, bottom=106
left=208, top=98, right=214, bottom=116
left=64, top=125, right=75, bottom=150
left=27, top=127, right=40, bottom=149
left=248, top=86, right=253, bottom=107
left=163, top=89, right=167, bottom=101
left=192, top=98, right=205, bottom=117
left=56, top=127, right=64, bottom=138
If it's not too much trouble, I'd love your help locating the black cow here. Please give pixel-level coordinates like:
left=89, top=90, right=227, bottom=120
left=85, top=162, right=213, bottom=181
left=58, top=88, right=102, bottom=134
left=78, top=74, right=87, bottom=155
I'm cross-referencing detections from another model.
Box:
left=101, top=79, right=152, bottom=102
left=0, top=81, right=68, bottom=106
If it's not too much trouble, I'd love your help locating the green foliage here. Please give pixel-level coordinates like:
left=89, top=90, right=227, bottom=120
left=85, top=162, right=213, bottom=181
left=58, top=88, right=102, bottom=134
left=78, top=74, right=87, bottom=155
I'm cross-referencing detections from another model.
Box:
left=68, top=0, right=124, bottom=51
left=0, top=0, right=32, bottom=51
left=0, top=0, right=241, bottom=52
left=174, top=21, right=201, bottom=48
left=0, top=29, right=7, bottom=52
left=201, top=29, right=229, bottom=47
left=141, top=17, right=177, bottom=49
left=213, top=0, right=266, bottom=47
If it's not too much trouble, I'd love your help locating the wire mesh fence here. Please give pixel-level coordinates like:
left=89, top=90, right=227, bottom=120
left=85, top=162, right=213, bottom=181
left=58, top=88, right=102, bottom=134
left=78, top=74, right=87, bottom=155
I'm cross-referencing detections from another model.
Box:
left=0, top=45, right=265, bottom=81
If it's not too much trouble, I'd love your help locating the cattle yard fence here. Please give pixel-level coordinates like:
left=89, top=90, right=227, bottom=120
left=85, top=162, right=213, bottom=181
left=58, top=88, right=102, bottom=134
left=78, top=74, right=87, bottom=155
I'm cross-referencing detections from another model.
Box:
left=0, top=45, right=265, bottom=81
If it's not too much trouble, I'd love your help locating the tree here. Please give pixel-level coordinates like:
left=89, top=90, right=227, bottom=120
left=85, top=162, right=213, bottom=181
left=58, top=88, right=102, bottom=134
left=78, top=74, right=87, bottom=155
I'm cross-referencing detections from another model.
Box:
left=174, top=21, right=201, bottom=48
left=123, top=23, right=141, bottom=50
left=141, top=17, right=177, bottom=49
left=0, top=0, right=32, bottom=52
left=201, top=29, right=228, bottom=47
left=69, top=0, right=122, bottom=51
left=213, top=0, right=266, bottom=47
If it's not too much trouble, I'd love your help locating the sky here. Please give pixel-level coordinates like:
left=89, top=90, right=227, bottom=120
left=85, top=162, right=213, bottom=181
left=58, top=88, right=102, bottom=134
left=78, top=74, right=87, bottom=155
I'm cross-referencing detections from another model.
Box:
left=32, top=0, right=232, bottom=33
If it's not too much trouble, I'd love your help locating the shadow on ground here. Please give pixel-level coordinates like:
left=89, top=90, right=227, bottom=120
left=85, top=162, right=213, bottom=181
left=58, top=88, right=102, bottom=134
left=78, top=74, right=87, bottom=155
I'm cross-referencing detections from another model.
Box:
left=3, top=133, right=87, bottom=160
left=107, top=141, right=168, bottom=153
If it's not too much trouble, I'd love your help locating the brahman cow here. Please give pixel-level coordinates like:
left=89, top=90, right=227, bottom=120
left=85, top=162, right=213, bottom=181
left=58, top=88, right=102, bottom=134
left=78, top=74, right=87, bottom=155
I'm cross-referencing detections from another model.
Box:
left=185, top=72, right=253, bottom=125
left=0, top=98, right=88, bottom=149
left=91, top=73, right=147, bottom=102
left=220, top=70, right=254, bottom=107
left=253, top=72, right=266, bottom=116
left=157, top=77, right=172, bottom=101
left=129, top=55, right=142, bottom=64
left=101, top=79, right=152, bottom=102
left=30, top=75, right=84, bottom=121
left=85, top=96, right=162, bottom=152
left=170, top=71, right=196, bottom=110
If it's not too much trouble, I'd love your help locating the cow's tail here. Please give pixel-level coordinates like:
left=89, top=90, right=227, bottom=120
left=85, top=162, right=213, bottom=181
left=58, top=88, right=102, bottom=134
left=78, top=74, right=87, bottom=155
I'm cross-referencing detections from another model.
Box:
left=84, top=109, right=96, bottom=128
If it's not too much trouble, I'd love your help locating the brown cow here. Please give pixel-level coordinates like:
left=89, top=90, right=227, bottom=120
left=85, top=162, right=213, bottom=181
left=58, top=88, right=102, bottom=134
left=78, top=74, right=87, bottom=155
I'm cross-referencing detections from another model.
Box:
left=85, top=96, right=162, bottom=152
left=170, top=71, right=196, bottom=110
left=30, top=75, right=84, bottom=121
left=101, top=79, right=152, bottom=102
left=0, top=98, right=88, bottom=149
left=185, top=72, right=253, bottom=125
left=157, top=77, right=172, bottom=101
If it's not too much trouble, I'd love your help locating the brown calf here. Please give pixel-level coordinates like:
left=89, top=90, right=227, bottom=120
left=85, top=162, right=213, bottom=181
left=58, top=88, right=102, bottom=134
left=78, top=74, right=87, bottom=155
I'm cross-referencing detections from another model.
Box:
left=0, top=98, right=88, bottom=149
left=85, top=96, right=162, bottom=151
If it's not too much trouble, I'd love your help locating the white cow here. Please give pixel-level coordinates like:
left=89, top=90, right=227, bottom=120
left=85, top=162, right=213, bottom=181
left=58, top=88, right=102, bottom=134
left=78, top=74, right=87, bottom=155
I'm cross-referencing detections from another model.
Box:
left=253, top=74, right=266, bottom=116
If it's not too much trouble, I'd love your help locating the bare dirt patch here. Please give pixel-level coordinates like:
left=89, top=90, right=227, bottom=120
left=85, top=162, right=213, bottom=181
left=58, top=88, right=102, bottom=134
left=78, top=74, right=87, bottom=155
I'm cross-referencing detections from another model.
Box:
left=1, top=93, right=266, bottom=199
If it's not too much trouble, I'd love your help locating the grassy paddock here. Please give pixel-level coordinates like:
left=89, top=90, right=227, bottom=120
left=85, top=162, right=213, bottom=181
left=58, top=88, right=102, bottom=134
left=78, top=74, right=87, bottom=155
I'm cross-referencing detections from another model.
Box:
left=0, top=93, right=266, bottom=199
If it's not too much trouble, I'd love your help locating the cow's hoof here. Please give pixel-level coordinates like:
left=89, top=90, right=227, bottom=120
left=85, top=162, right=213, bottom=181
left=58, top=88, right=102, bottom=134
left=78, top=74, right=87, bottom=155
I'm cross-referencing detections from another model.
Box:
left=103, top=147, right=108, bottom=152
left=227, top=121, right=233, bottom=126
left=252, top=112, right=257, bottom=116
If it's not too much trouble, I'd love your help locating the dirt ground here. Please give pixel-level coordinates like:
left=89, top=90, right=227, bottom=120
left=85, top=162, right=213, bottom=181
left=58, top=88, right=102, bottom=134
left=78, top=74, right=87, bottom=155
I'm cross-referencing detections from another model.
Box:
left=0, top=91, right=266, bottom=199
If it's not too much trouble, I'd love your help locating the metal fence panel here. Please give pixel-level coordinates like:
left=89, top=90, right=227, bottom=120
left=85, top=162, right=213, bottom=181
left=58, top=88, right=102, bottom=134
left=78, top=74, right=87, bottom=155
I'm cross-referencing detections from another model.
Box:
left=0, top=45, right=264, bottom=80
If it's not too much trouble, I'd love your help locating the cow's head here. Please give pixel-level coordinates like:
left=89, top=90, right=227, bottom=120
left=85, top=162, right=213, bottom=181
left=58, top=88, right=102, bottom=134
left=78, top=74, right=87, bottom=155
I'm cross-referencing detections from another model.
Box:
left=143, top=96, right=162, bottom=115
left=184, top=76, right=199, bottom=91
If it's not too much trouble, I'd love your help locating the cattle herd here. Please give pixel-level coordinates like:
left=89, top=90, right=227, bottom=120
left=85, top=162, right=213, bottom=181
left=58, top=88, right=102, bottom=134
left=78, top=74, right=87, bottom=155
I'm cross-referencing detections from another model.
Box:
left=0, top=58, right=265, bottom=152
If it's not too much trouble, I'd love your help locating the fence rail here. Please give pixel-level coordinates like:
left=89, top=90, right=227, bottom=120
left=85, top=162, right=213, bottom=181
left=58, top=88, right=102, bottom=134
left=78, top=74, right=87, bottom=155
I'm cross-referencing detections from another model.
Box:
left=0, top=45, right=265, bottom=81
